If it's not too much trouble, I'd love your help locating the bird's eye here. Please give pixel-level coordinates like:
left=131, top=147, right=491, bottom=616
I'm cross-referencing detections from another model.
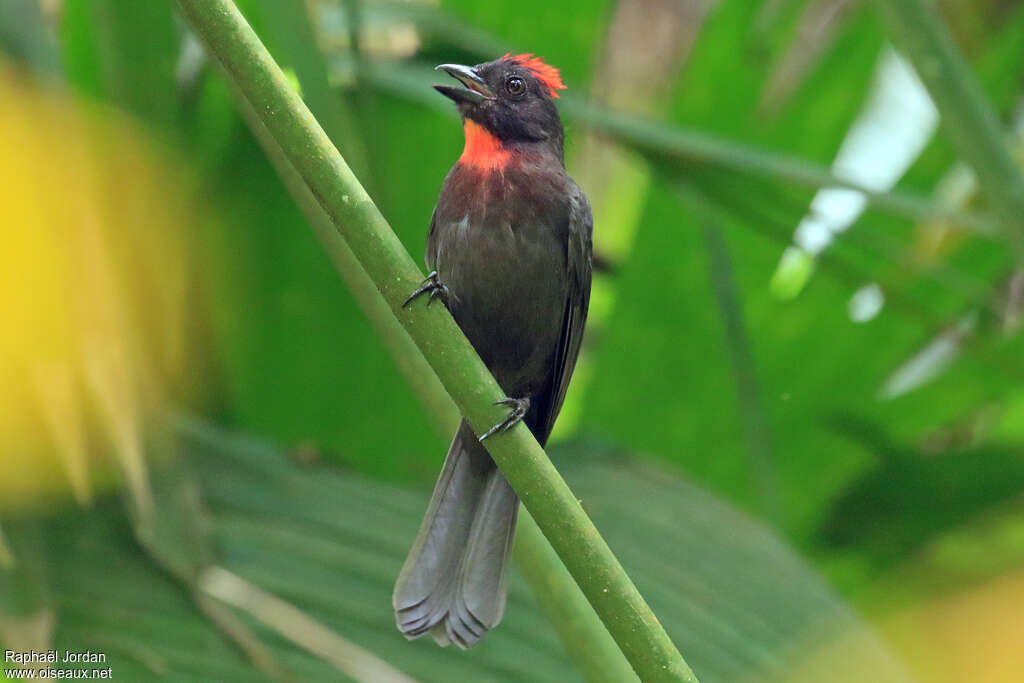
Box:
left=506, top=76, right=526, bottom=96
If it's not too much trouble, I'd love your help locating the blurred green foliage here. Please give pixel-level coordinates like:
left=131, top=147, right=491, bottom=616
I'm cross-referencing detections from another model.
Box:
left=0, top=421, right=913, bottom=682
left=4, top=0, right=1024, bottom=681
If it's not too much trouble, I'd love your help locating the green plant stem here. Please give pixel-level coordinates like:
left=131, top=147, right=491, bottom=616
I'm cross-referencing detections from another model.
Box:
left=175, top=0, right=698, bottom=680
left=218, top=5, right=455, bottom=436
left=699, top=220, right=777, bottom=525
left=514, top=514, right=641, bottom=683
left=874, top=0, right=1024, bottom=250
left=240, top=91, right=460, bottom=437
left=562, top=98, right=979, bottom=229
left=229, top=61, right=630, bottom=681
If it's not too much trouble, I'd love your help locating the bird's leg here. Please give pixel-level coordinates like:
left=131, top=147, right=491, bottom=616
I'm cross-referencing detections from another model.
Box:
left=479, top=397, right=530, bottom=442
left=403, top=270, right=452, bottom=308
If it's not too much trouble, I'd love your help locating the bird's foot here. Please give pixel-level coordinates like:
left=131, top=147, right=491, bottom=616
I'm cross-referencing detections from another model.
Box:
left=403, top=270, right=452, bottom=308
left=479, top=397, right=530, bottom=442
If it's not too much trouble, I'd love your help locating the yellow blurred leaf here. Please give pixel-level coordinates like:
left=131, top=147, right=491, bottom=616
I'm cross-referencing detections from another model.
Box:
left=881, top=568, right=1024, bottom=683
left=0, top=60, right=199, bottom=516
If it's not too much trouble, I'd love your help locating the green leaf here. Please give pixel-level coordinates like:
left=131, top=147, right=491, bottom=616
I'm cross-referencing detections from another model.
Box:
left=5, top=418, right=912, bottom=682
left=580, top=0, right=1024, bottom=554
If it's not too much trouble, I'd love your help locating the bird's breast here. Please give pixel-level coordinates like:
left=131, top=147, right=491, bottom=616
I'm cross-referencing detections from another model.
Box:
left=429, top=163, right=570, bottom=392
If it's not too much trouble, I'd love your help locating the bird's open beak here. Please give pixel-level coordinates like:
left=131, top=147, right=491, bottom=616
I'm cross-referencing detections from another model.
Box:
left=434, top=64, right=495, bottom=105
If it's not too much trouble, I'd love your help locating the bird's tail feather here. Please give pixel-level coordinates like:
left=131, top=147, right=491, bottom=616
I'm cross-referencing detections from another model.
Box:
left=393, top=420, right=519, bottom=648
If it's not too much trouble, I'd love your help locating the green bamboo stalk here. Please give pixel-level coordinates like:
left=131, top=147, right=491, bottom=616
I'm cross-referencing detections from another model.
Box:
left=255, top=106, right=461, bottom=437
left=874, top=0, right=1024, bottom=248
left=215, top=10, right=458, bottom=439
left=229, top=66, right=633, bottom=682
left=562, top=98, right=992, bottom=231
left=699, top=220, right=777, bottom=525
left=175, top=1, right=698, bottom=680
left=514, top=514, right=641, bottom=683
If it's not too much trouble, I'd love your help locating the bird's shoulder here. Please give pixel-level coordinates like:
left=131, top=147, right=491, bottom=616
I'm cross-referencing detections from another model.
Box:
left=565, top=177, right=593, bottom=239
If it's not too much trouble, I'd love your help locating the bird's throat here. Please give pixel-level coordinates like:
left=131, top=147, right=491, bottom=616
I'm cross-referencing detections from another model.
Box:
left=458, top=120, right=512, bottom=172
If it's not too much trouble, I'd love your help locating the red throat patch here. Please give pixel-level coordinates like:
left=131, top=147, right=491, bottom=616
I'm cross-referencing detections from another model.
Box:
left=503, top=53, right=567, bottom=98
left=459, top=120, right=512, bottom=171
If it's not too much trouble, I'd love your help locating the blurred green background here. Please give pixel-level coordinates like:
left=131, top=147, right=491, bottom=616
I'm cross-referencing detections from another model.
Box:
left=3, top=0, right=1024, bottom=681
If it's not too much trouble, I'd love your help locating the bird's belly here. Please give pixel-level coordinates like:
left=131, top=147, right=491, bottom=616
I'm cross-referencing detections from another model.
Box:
left=433, top=218, right=567, bottom=396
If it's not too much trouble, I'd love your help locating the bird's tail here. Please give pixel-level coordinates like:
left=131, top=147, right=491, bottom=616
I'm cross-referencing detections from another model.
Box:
left=393, top=420, right=519, bottom=648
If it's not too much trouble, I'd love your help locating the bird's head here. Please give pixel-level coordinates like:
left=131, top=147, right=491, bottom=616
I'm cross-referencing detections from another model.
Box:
left=434, top=54, right=566, bottom=162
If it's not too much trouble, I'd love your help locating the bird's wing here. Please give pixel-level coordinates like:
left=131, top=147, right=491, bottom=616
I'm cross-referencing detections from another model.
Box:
left=540, top=182, right=593, bottom=442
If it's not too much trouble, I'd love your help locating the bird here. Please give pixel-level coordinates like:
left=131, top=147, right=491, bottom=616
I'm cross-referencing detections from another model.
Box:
left=392, top=53, right=593, bottom=648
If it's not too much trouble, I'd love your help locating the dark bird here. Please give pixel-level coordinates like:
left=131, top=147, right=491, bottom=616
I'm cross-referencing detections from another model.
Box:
left=393, top=54, right=593, bottom=648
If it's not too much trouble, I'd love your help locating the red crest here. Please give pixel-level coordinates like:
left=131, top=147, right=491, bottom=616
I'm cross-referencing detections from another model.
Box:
left=502, top=53, right=567, bottom=98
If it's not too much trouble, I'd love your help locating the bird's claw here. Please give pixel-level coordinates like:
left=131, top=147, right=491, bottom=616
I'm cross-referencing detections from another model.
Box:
left=479, top=397, right=530, bottom=442
left=403, top=271, right=451, bottom=308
